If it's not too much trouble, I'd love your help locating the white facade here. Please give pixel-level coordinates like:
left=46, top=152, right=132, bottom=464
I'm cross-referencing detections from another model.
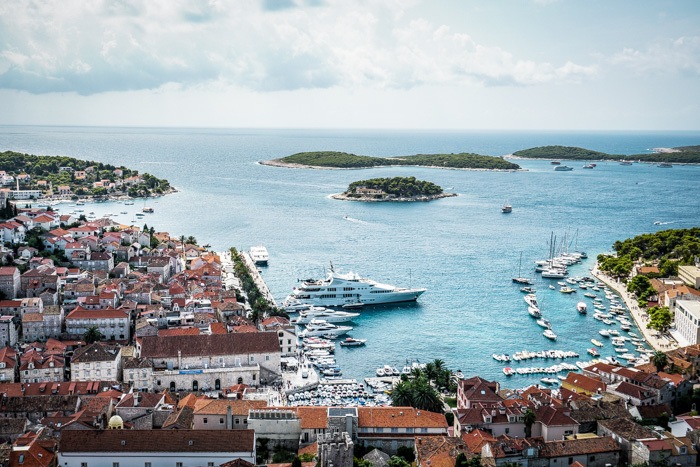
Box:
left=675, top=300, right=700, bottom=345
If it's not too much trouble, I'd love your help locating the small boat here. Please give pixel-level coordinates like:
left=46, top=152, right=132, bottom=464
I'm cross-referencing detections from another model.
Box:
left=520, top=286, right=536, bottom=293
left=551, top=161, right=561, bottom=165
left=549, top=285, right=556, bottom=290
left=529, top=306, right=542, bottom=318
left=577, top=302, right=587, bottom=314
left=143, top=207, right=154, bottom=213
left=582, top=164, right=595, bottom=169
left=503, top=367, right=515, bottom=376
left=591, top=339, right=604, bottom=347
left=339, top=337, right=366, bottom=347
left=554, top=166, right=574, bottom=171
left=342, top=302, right=365, bottom=309
left=376, top=367, right=385, bottom=377
left=559, top=286, right=576, bottom=294
left=584, top=292, right=597, bottom=298
left=658, top=162, right=673, bottom=168
left=599, top=329, right=610, bottom=337
left=502, top=201, right=513, bottom=213
left=619, top=160, right=633, bottom=166
left=120, top=211, right=128, bottom=214
left=536, top=318, right=552, bottom=329
left=620, top=324, right=632, bottom=331
left=588, top=348, right=600, bottom=357
left=543, top=329, right=557, bottom=340
left=541, top=377, right=558, bottom=385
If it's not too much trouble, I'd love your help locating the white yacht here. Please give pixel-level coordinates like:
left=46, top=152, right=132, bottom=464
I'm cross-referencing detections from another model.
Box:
left=298, top=319, right=352, bottom=339
left=285, top=268, right=426, bottom=308
left=291, top=310, right=360, bottom=325
left=543, top=329, right=557, bottom=340
left=250, top=246, right=269, bottom=266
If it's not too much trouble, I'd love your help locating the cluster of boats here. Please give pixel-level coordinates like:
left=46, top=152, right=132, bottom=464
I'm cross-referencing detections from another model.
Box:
left=503, top=362, right=579, bottom=376
left=492, top=350, right=580, bottom=362
left=375, top=361, right=426, bottom=377
left=286, top=382, right=389, bottom=407
left=523, top=294, right=558, bottom=340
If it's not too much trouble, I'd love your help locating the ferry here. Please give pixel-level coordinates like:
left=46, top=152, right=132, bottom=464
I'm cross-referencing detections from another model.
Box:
left=249, top=245, right=269, bottom=266
left=284, top=267, right=426, bottom=308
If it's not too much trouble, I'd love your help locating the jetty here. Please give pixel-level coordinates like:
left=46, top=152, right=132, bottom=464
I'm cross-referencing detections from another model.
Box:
left=241, top=251, right=277, bottom=306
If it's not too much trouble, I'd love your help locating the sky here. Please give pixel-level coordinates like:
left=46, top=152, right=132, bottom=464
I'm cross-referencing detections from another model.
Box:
left=1, top=0, right=699, bottom=130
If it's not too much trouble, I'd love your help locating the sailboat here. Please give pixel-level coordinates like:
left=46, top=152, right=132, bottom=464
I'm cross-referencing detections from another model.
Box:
left=512, top=252, right=533, bottom=285
left=501, top=200, right=512, bottom=213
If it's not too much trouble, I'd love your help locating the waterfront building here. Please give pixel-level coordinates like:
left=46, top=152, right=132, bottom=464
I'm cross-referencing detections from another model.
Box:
left=457, top=376, right=500, bottom=409
left=58, top=429, right=256, bottom=467
left=137, top=332, right=281, bottom=392
left=561, top=372, right=606, bottom=396
left=674, top=300, right=700, bottom=345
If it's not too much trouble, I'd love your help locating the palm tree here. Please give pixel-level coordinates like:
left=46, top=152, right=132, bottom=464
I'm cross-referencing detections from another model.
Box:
left=652, top=350, right=668, bottom=372
left=412, top=378, right=443, bottom=413
left=179, top=235, right=186, bottom=254
left=424, top=361, right=437, bottom=382
left=390, top=381, right=414, bottom=407
left=523, top=409, right=536, bottom=438
left=83, top=326, right=103, bottom=344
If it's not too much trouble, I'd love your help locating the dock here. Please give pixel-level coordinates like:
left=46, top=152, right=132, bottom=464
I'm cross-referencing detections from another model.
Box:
left=241, top=251, right=277, bottom=307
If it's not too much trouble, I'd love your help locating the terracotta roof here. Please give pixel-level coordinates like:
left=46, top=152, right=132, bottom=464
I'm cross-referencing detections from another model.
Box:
left=59, top=429, right=255, bottom=453
left=295, top=406, right=329, bottom=429
left=535, top=406, right=578, bottom=427
left=563, top=372, right=606, bottom=394
left=540, top=436, right=620, bottom=457
left=598, top=418, right=658, bottom=441
left=66, top=306, right=128, bottom=320
left=358, top=407, right=448, bottom=429
left=71, top=343, right=120, bottom=363
left=140, top=332, right=279, bottom=358
left=162, top=406, right=194, bottom=430
left=178, top=393, right=202, bottom=409
left=158, top=327, right=200, bottom=337
left=116, top=392, right=163, bottom=409
left=0, top=266, right=18, bottom=276
left=415, top=435, right=471, bottom=467
left=461, top=428, right=497, bottom=453
left=193, top=398, right=267, bottom=416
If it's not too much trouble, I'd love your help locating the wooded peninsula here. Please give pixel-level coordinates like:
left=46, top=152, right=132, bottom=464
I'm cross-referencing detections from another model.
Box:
left=262, top=151, right=521, bottom=170
left=513, top=145, right=700, bottom=163
left=332, top=176, right=456, bottom=202
left=0, top=151, right=173, bottom=199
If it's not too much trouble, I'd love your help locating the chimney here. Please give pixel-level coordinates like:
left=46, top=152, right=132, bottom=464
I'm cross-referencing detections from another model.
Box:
left=226, top=406, right=232, bottom=430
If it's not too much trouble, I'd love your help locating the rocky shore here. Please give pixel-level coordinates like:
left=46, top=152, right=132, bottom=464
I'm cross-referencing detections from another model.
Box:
left=330, top=192, right=457, bottom=202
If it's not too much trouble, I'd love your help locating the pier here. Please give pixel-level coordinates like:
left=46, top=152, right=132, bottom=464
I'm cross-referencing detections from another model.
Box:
left=241, top=251, right=277, bottom=307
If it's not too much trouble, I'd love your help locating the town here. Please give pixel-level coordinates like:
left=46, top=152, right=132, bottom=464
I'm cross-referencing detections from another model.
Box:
left=0, top=192, right=700, bottom=466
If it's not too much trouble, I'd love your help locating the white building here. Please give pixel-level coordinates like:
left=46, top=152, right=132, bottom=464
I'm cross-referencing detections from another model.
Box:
left=71, top=343, right=122, bottom=382
left=675, top=300, right=700, bottom=345
left=58, top=429, right=256, bottom=467
left=65, top=306, right=130, bottom=341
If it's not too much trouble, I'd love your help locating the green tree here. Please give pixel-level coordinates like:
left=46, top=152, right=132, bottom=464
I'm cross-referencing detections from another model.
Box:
left=523, top=409, right=536, bottom=438
left=647, top=306, right=673, bottom=333
left=291, top=457, right=302, bottom=467
left=84, top=326, right=104, bottom=344
left=396, top=446, right=415, bottom=462
left=652, top=350, right=668, bottom=372
left=387, top=456, right=410, bottom=467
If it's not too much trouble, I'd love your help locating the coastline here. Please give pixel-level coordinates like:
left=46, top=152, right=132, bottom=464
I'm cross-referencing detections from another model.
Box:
left=590, top=264, right=679, bottom=353
left=330, top=192, right=458, bottom=202
left=258, top=159, right=524, bottom=172
left=17, top=187, right=178, bottom=207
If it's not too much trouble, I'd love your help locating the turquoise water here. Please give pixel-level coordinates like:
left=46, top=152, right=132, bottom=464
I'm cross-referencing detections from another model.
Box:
left=1, top=126, right=700, bottom=387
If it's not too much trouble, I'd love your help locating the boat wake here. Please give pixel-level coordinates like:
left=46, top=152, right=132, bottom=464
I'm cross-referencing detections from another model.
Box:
left=343, top=216, right=369, bottom=224
left=653, top=220, right=677, bottom=226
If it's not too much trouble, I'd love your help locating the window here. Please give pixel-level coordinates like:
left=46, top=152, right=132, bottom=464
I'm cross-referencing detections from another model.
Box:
left=568, top=457, right=573, bottom=465
left=176, top=463, right=183, bottom=467
left=81, top=463, right=88, bottom=467
left=266, top=356, right=270, bottom=361
left=505, top=428, right=510, bottom=434
left=235, top=419, right=240, bottom=424
left=376, top=428, right=383, bottom=433
left=589, top=455, right=595, bottom=461
left=203, top=417, right=208, bottom=424
left=113, top=463, right=120, bottom=467
left=145, top=464, right=152, bottom=467
left=208, top=463, right=215, bottom=467
left=220, top=417, right=224, bottom=424
left=421, top=428, right=428, bottom=433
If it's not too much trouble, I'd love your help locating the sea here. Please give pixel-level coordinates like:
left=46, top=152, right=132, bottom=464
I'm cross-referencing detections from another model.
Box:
left=1, top=126, right=700, bottom=388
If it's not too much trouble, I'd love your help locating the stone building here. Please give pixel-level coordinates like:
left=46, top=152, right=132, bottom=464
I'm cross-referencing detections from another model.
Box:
left=0, top=267, right=20, bottom=299
left=71, top=343, right=122, bottom=382
left=318, top=431, right=354, bottom=467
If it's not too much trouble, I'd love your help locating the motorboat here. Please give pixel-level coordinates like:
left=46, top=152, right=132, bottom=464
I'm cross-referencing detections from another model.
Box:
left=537, top=318, right=552, bottom=329
left=520, top=286, right=536, bottom=293
left=339, top=337, right=366, bottom=347
left=291, top=309, right=359, bottom=325
left=502, top=201, right=513, bottom=213
left=658, top=162, right=673, bottom=168
left=528, top=306, right=542, bottom=318
left=582, top=164, right=595, bottom=169
left=285, top=266, right=426, bottom=308
left=524, top=294, right=539, bottom=308
left=142, top=207, right=154, bottom=213
left=599, top=329, right=610, bottom=337
left=591, top=339, right=604, bottom=347
left=541, top=378, right=558, bottom=385
left=559, top=286, right=576, bottom=294
left=554, top=165, right=574, bottom=171
left=588, top=348, right=600, bottom=357
left=542, top=269, right=567, bottom=279
left=299, top=319, right=353, bottom=339
left=249, top=245, right=269, bottom=265
left=503, top=367, right=515, bottom=376
left=577, top=302, right=587, bottom=314
left=551, top=161, right=561, bottom=165
left=543, top=329, right=557, bottom=340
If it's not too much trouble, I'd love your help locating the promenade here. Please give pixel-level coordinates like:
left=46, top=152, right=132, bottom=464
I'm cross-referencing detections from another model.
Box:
left=590, top=266, right=678, bottom=352
left=241, top=251, right=277, bottom=306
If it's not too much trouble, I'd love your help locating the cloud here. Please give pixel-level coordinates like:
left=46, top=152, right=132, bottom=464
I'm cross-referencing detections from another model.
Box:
left=0, top=0, right=596, bottom=95
left=610, top=36, right=700, bottom=76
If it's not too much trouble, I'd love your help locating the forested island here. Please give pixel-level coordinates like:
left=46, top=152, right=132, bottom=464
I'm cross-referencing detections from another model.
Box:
left=331, top=176, right=456, bottom=202
left=0, top=151, right=173, bottom=199
left=262, top=151, right=521, bottom=170
left=512, top=145, right=700, bottom=164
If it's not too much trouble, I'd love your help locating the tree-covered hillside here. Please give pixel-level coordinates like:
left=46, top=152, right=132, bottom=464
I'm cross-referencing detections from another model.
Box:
left=512, top=146, right=622, bottom=160
left=276, top=151, right=520, bottom=170
left=346, top=176, right=443, bottom=198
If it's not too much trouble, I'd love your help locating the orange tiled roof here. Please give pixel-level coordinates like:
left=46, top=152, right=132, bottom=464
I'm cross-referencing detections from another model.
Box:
left=358, top=406, right=448, bottom=429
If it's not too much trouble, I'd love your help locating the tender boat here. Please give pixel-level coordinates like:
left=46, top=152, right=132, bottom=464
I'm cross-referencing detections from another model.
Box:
left=591, top=339, right=604, bottom=347
left=291, top=310, right=360, bottom=325
left=339, top=337, right=366, bottom=347
left=543, top=329, right=557, bottom=340
left=142, top=207, right=154, bottom=213
left=502, top=201, right=513, bottom=213
left=249, top=245, right=269, bottom=265
left=520, top=286, right=536, bottom=293
left=577, top=302, right=587, bottom=314
left=299, top=319, right=353, bottom=338
left=285, top=266, right=426, bottom=308
left=588, top=348, right=600, bottom=357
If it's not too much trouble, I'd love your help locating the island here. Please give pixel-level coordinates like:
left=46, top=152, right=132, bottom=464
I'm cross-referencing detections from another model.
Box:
left=262, top=151, right=521, bottom=170
left=0, top=150, right=174, bottom=202
left=512, top=145, right=700, bottom=164
left=331, top=176, right=457, bottom=202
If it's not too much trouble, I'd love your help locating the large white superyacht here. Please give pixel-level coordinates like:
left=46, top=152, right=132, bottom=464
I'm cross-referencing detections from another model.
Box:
left=284, top=267, right=426, bottom=309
